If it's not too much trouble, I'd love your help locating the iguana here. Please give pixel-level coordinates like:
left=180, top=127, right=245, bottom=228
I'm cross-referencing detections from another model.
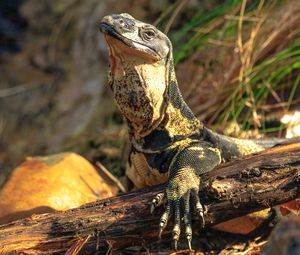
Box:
left=99, top=13, right=283, bottom=250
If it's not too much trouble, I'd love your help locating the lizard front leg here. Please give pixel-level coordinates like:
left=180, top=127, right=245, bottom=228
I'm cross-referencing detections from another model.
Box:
left=153, top=142, right=222, bottom=250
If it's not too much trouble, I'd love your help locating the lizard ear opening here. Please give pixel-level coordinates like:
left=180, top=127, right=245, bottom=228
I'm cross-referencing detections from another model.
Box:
left=156, top=34, right=172, bottom=59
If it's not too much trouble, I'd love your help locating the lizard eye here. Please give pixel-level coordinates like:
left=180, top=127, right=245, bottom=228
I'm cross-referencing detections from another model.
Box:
left=141, top=28, right=157, bottom=41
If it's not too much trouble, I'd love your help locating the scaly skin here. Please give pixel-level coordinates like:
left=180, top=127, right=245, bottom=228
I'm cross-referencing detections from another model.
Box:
left=98, top=13, right=281, bottom=250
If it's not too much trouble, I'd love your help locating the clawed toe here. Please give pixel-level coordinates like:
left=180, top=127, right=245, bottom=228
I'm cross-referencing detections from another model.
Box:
left=195, top=203, right=205, bottom=227
left=191, top=188, right=205, bottom=228
left=151, top=192, right=165, bottom=214
left=158, top=201, right=171, bottom=239
left=183, top=193, right=193, bottom=251
left=172, top=200, right=181, bottom=250
left=185, top=226, right=192, bottom=250
left=172, top=224, right=180, bottom=250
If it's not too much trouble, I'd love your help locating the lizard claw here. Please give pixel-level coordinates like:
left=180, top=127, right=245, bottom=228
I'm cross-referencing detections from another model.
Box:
left=158, top=201, right=171, bottom=239
left=187, top=239, right=192, bottom=251
left=158, top=227, right=163, bottom=240
left=183, top=192, right=193, bottom=251
left=186, top=226, right=192, bottom=251
left=172, top=201, right=180, bottom=250
left=173, top=226, right=180, bottom=247
left=173, top=239, right=178, bottom=251
left=191, top=188, right=205, bottom=228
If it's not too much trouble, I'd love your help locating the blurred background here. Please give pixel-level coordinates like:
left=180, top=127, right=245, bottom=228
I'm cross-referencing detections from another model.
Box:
left=0, top=0, right=299, bottom=187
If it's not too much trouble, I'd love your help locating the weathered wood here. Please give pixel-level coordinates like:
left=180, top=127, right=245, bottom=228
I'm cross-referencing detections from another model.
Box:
left=0, top=143, right=299, bottom=254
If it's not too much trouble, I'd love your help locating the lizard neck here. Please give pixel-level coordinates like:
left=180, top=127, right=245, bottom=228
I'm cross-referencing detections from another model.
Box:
left=106, top=34, right=203, bottom=152
left=132, top=56, right=203, bottom=153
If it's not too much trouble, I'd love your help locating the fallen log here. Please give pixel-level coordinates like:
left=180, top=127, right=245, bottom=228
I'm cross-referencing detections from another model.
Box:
left=0, top=142, right=299, bottom=254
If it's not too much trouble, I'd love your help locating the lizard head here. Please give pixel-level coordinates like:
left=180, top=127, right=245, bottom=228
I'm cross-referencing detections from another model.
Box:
left=99, top=13, right=201, bottom=149
left=99, top=13, right=170, bottom=61
left=99, top=13, right=173, bottom=138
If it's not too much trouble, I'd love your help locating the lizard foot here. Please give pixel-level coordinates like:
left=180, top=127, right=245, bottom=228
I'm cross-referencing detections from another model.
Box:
left=156, top=186, right=205, bottom=250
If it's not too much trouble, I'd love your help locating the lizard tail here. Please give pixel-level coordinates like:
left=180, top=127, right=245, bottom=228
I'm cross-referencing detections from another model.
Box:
left=202, top=127, right=294, bottom=158
left=251, top=138, right=287, bottom=148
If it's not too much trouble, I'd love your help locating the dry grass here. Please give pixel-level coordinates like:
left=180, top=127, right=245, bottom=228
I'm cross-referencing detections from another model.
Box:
left=173, top=0, right=300, bottom=135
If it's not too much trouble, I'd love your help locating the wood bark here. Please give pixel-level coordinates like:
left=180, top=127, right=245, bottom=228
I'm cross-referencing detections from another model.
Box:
left=0, top=142, right=299, bottom=254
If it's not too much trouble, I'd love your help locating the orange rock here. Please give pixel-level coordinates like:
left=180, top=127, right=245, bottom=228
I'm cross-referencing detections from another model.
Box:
left=280, top=198, right=300, bottom=216
left=213, top=209, right=271, bottom=234
left=0, top=152, right=117, bottom=224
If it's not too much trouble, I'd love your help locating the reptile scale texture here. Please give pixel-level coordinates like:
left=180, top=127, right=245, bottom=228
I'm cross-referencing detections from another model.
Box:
left=98, top=13, right=283, bottom=250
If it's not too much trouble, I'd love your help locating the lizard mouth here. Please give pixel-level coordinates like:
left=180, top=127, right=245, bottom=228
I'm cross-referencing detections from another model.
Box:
left=99, top=22, right=160, bottom=60
left=99, top=22, right=124, bottom=41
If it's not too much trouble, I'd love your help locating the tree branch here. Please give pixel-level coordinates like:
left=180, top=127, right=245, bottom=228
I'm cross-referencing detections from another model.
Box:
left=0, top=143, right=299, bottom=254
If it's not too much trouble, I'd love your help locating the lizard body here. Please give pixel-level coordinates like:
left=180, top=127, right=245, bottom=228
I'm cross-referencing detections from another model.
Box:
left=99, top=13, right=281, bottom=249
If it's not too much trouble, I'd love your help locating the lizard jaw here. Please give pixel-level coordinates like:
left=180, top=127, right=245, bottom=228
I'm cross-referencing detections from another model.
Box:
left=99, top=22, right=160, bottom=61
